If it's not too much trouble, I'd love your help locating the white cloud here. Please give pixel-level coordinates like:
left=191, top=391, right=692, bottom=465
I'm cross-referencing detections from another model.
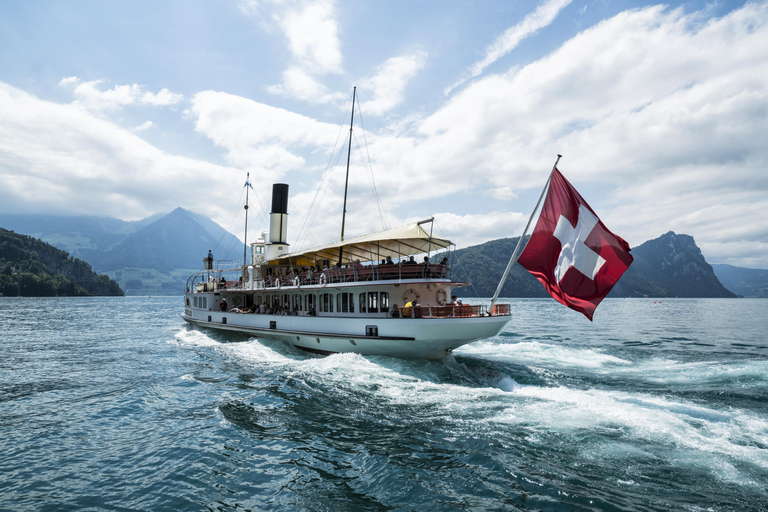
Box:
left=431, top=211, right=528, bottom=249
left=485, top=187, right=517, bottom=201
left=360, top=51, right=427, bottom=115
left=58, top=76, right=79, bottom=86
left=59, top=77, right=184, bottom=111
left=134, top=120, right=154, bottom=131
left=266, top=66, right=344, bottom=104
left=248, top=0, right=344, bottom=103
left=0, top=81, right=232, bottom=223
left=446, top=0, right=573, bottom=94
left=190, top=89, right=338, bottom=178
left=332, top=2, right=768, bottom=266
left=276, top=0, right=342, bottom=75
left=141, top=88, right=184, bottom=106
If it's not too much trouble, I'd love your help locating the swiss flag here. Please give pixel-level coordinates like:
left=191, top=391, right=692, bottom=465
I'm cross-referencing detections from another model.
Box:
left=517, top=169, right=633, bottom=320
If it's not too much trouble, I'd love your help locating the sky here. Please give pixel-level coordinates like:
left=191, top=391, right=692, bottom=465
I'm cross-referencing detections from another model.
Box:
left=1, top=0, right=767, bottom=268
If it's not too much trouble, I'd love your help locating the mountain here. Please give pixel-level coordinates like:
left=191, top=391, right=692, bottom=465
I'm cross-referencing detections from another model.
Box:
left=446, top=231, right=736, bottom=298
left=97, top=207, right=234, bottom=272
left=0, top=228, right=123, bottom=296
left=0, top=209, right=245, bottom=295
left=615, top=232, right=736, bottom=298
left=438, top=238, right=548, bottom=298
left=711, top=264, right=768, bottom=298
left=0, top=208, right=751, bottom=299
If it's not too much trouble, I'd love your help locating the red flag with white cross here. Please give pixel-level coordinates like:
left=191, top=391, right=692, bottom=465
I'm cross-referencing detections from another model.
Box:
left=517, top=169, right=633, bottom=320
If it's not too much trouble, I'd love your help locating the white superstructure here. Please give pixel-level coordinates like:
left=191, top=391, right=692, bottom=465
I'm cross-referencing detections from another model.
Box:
left=182, top=184, right=512, bottom=359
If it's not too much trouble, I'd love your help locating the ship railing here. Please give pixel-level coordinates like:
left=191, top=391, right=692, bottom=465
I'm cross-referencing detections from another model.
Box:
left=403, top=304, right=510, bottom=318
left=260, top=263, right=450, bottom=289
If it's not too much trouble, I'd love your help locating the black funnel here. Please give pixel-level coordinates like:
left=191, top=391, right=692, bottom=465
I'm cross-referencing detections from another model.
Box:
left=271, top=184, right=289, bottom=214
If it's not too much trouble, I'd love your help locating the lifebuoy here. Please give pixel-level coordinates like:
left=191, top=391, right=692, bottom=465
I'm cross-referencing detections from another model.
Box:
left=319, top=273, right=328, bottom=286
left=403, top=288, right=419, bottom=303
left=274, top=278, right=281, bottom=290
left=293, top=276, right=301, bottom=287
left=436, top=289, right=447, bottom=306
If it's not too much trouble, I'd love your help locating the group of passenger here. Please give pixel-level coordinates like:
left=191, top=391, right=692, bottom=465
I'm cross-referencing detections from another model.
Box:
left=269, top=255, right=450, bottom=287
left=389, top=295, right=465, bottom=318
left=219, top=300, right=316, bottom=317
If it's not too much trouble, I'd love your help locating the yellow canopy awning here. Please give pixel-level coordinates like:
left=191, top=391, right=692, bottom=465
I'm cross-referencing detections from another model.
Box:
left=270, top=221, right=452, bottom=266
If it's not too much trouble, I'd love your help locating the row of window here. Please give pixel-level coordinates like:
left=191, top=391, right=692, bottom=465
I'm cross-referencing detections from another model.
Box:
left=192, top=292, right=390, bottom=314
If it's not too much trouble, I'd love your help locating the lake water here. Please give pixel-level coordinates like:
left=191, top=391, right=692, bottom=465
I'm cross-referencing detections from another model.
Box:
left=1, top=297, right=766, bottom=511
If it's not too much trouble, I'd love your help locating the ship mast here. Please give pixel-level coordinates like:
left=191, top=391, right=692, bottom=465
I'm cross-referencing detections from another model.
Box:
left=339, top=86, right=356, bottom=264
left=243, top=172, right=252, bottom=267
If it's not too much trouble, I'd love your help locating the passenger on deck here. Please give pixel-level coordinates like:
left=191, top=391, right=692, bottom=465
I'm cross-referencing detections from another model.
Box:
left=385, top=256, right=394, bottom=265
left=390, top=304, right=401, bottom=318
left=219, top=277, right=226, bottom=288
left=403, top=256, right=417, bottom=265
left=259, top=303, right=266, bottom=314
left=440, top=257, right=448, bottom=265
left=308, top=308, right=317, bottom=317
left=219, top=299, right=227, bottom=311
left=354, top=259, right=363, bottom=268
left=206, top=250, right=214, bottom=270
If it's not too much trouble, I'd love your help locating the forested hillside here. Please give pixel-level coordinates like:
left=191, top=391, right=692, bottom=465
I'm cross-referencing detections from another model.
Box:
left=0, top=228, right=123, bottom=297
left=0, top=208, right=245, bottom=295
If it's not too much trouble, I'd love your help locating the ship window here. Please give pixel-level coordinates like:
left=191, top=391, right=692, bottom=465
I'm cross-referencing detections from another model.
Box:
left=283, top=294, right=289, bottom=307
left=338, top=293, right=353, bottom=313
left=367, top=292, right=379, bottom=313
left=380, top=292, right=389, bottom=313
left=322, top=293, right=334, bottom=313
left=359, top=293, right=366, bottom=313
left=305, top=294, right=315, bottom=312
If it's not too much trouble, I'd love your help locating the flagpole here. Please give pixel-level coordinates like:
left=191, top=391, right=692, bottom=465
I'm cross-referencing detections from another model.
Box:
left=243, top=172, right=250, bottom=267
left=488, top=155, right=562, bottom=313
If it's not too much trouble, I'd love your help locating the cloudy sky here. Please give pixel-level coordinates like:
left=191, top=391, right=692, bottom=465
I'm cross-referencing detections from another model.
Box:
left=1, top=0, right=766, bottom=268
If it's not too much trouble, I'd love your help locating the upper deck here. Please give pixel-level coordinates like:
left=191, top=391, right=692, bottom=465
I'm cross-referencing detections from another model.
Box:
left=189, top=261, right=458, bottom=293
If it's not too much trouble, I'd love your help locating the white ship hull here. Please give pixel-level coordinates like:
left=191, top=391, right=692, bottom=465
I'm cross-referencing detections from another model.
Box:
left=182, top=306, right=510, bottom=359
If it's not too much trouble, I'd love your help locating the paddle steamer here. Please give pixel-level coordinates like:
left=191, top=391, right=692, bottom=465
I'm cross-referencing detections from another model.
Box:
left=182, top=89, right=512, bottom=358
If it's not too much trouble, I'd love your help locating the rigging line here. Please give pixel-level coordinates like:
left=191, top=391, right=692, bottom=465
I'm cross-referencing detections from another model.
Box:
left=212, top=184, right=247, bottom=256
left=288, top=198, right=320, bottom=249
left=295, top=130, right=350, bottom=250
left=292, top=96, right=353, bottom=250
left=248, top=182, right=270, bottom=234
left=352, top=130, right=388, bottom=232
left=303, top=140, right=348, bottom=246
left=355, top=99, right=390, bottom=230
